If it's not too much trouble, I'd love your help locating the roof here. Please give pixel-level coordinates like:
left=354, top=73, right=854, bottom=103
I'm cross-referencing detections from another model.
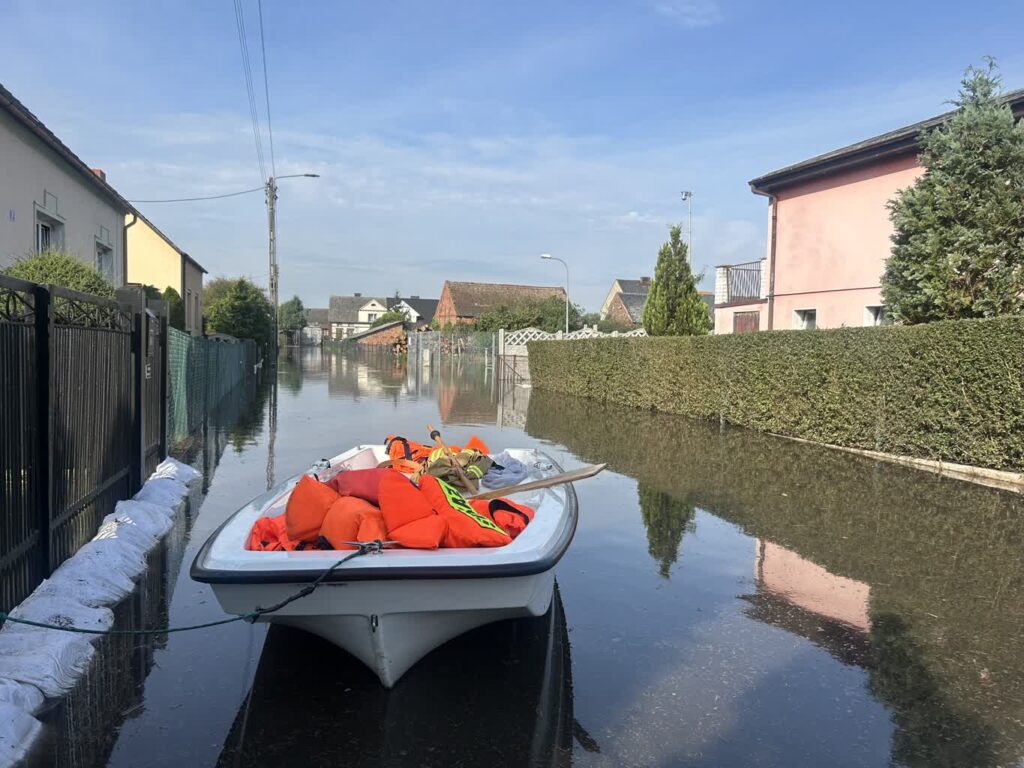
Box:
left=130, top=208, right=207, bottom=273
left=615, top=278, right=651, bottom=295
left=0, top=82, right=130, bottom=212
left=750, top=88, right=1024, bottom=194
left=443, top=281, right=566, bottom=318
left=618, top=292, right=647, bottom=323
left=304, top=308, right=329, bottom=326
left=391, top=296, right=438, bottom=323
left=328, top=295, right=386, bottom=323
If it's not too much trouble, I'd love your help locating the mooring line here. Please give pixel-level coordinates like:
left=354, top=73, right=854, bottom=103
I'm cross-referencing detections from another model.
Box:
left=0, top=541, right=387, bottom=636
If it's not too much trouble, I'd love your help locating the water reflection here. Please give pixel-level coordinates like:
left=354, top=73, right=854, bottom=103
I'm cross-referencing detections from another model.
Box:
left=35, top=376, right=268, bottom=768
left=637, top=485, right=696, bottom=579
left=217, top=588, right=575, bottom=768
left=526, top=388, right=1024, bottom=767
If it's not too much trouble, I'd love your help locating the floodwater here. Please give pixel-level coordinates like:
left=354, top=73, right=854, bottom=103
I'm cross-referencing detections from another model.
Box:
left=40, top=346, right=1024, bottom=767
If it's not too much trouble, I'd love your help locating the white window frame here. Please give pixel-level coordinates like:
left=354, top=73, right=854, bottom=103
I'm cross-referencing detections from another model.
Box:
left=95, top=241, right=114, bottom=284
left=794, top=309, right=817, bottom=330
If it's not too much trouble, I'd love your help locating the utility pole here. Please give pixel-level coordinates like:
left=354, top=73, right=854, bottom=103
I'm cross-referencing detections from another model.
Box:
left=267, top=176, right=279, bottom=360
left=681, top=190, right=693, bottom=262
left=265, top=173, right=319, bottom=362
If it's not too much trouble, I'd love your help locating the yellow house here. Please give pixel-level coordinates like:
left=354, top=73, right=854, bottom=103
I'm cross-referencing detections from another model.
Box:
left=125, top=211, right=207, bottom=336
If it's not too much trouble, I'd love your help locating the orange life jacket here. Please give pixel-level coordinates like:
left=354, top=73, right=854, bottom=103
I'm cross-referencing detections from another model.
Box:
left=285, top=474, right=341, bottom=542
left=419, top=475, right=511, bottom=548
left=377, top=470, right=446, bottom=549
left=247, top=515, right=303, bottom=551
left=385, top=434, right=491, bottom=465
left=469, top=498, right=534, bottom=539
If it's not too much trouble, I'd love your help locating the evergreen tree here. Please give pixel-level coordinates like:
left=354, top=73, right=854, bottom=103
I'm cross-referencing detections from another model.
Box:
left=882, top=60, right=1024, bottom=323
left=642, top=225, right=711, bottom=336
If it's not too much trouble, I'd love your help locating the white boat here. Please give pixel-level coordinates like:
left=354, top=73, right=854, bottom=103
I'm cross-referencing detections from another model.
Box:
left=191, top=445, right=578, bottom=688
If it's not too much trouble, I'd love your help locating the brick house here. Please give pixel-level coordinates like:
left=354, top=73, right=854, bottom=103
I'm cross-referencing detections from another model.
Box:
left=715, top=88, right=1024, bottom=334
left=434, top=281, right=566, bottom=327
left=601, top=276, right=712, bottom=329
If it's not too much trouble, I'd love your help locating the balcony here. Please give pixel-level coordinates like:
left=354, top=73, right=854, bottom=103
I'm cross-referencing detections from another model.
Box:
left=715, top=260, right=765, bottom=305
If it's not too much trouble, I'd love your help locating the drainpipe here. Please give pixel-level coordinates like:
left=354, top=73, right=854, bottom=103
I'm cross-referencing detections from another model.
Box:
left=123, top=210, right=137, bottom=289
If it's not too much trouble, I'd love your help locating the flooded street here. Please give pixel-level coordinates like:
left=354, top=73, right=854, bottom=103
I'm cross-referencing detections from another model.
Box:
left=52, top=347, right=1024, bottom=767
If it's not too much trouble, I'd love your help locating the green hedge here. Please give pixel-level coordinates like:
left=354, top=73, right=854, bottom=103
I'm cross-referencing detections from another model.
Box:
left=528, top=316, right=1024, bottom=470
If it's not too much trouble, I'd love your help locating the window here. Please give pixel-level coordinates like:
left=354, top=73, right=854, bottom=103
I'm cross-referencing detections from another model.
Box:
left=36, top=216, right=64, bottom=252
left=186, top=289, right=193, bottom=330
left=95, top=243, right=114, bottom=284
left=865, top=306, right=892, bottom=327
left=194, top=294, right=200, bottom=331
left=367, top=313, right=378, bottom=322
left=794, top=309, right=817, bottom=330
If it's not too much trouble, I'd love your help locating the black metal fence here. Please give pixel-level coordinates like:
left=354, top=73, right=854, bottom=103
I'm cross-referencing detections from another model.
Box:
left=721, top=260, right=763, bottom=302
left=0, top=276, right=168, bottom=613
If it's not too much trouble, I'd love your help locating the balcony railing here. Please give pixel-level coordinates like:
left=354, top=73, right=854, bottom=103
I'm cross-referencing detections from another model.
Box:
left=718, top=260, right=763, bottom=304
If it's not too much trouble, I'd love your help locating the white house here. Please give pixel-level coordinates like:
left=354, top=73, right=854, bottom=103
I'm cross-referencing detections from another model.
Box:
left=0, top=83, right=129, bottom=285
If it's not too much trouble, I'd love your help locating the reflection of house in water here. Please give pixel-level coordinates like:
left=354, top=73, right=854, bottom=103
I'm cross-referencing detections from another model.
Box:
left=745, top=540, right=872, bottom=667
left=437, top=362, right=498, bottom=425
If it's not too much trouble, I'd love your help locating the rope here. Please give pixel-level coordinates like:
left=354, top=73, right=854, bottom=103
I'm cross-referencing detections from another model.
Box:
left=0, top=541, right=387, bottom=636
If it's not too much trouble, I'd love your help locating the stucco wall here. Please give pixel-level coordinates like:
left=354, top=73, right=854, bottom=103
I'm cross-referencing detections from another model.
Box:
left=126, top=217, right=181, bottom=295
left=0, top=109, right=125, bottom=285
left=714, top=302, right=768, bottom=334
left=769, top=153, right=922, bottom=329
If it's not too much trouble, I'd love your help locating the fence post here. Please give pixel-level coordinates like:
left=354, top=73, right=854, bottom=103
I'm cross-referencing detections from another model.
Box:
left=117, top=286, right=146, bottom=493
left=159, top=313, right=168, bottom=460
left=33, top=285, right=52, bottom=574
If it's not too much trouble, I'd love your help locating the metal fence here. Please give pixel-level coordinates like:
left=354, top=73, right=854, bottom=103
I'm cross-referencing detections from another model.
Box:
left=0, top=276, right=168, bottom=614
left=407, top=329, right=497, bottom=358
left=167, top=328, right=260, bottom=449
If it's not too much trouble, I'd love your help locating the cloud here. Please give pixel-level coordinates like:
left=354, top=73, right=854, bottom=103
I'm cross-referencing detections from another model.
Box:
left=652, top=0, right=724, bottom=28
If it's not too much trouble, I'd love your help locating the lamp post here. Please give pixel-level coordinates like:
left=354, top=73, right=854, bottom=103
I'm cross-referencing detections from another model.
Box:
left=680, top=190, right=693, bottom=262
left=541, top=253, right=569, bottom=334
left=267, top=173, right=319, bottom=359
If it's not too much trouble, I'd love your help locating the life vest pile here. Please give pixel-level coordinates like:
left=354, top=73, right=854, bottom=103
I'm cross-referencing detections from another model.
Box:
left=247, top=466, right=534, bottom=551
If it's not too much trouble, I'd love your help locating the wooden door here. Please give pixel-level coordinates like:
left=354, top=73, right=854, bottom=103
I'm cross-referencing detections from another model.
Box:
left=733, top=311, right=760, bottom=334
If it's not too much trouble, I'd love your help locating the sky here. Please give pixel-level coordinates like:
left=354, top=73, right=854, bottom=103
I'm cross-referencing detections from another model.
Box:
left=3, top=0, right=1024, bottom=311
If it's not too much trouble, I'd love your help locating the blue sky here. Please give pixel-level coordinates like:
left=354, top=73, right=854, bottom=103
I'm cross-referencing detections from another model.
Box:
left=3, top=0, right=1023, bottom=310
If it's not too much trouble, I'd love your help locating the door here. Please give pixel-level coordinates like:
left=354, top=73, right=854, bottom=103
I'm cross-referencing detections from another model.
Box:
left=733, top=311, right=760, bottom=334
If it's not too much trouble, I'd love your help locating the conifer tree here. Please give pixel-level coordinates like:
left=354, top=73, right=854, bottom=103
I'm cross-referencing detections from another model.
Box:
left=882, top=60, right=1024, bottom=323
left=642, top=224, right=711, bottom=336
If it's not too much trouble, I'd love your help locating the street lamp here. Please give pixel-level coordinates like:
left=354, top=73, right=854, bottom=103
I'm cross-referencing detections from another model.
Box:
left=267, top=173, right=320, bottom=359
left=680, top=190, right=693, bottom=262
left=541, top=253, right=569, bottom=334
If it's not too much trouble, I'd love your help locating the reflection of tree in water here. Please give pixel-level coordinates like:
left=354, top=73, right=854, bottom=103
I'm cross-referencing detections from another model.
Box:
left=637, top=484, right=696, bottom=578
left=277, top=354, right=302, bottom=394
left=229, top=375, right=272, bottom=453
left=869, top=612, right=996, bottom=767
left=525, top=388, right=1024, bottom=765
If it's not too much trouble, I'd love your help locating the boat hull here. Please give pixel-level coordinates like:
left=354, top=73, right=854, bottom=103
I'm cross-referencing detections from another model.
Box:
left=211, top=569, right=555, bottom=687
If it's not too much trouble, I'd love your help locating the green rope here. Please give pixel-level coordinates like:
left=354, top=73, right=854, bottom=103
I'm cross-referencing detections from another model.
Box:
left=0, top=543, right=382, bottom=636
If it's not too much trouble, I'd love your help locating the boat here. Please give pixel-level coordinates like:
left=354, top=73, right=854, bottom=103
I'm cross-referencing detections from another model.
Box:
left=191, top=445, right=579, bottom=688
left=216, top=587, right=575, bottom=767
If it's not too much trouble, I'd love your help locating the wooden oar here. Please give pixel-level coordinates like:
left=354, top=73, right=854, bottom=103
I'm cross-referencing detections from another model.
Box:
left=427, top=424, right=476, bottom=492
left=467, top=463, right=608, bottom=501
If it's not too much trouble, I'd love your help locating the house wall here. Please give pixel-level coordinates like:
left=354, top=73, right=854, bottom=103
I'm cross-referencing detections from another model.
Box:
left=126, top=217, right=180, bottom=295
left=714, top=302, right=768, bottom=334
left=357, top=300, right=387, bottom=324
left=357, top=323, right=405, bottom=347
left=183, top=260, right=204, bottom=336
left=768, top=153, right=922, bottom=330
left=605, top=294, right=638, bottom=327
left=434, top=286, right=472, bottom=327
left=0, top=109, right=125, bottom=285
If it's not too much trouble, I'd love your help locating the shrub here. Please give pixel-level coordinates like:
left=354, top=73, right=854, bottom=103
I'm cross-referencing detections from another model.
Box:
left=206, top=278, right=274, bottom=351
left=475, top=296, right=583, bottom=333
left=4, top=250, right=115, bottom=298
left=529, top=316, right=1024, bottom=470
left=161, top=286, right=186, bottom=331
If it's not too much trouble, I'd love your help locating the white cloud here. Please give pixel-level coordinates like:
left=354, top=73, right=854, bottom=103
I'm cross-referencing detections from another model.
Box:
left=652, top=0, right=724, bottom=28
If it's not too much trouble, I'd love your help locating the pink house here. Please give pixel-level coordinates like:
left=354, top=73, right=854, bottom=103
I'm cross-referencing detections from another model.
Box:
left=715, top=89, right=1024, bottom=334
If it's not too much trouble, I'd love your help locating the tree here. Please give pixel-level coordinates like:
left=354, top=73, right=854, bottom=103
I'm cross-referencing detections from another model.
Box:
left=637, top=484, right=696, bottom=579
left=278, top=295, right=306, bottom=332
left=882, top=60, right=1024, bottom=323
left=203, top=276, right=235, bottom=309
left=643, top=225, right=711, bottom=336
left=205, top=278, right=274, bottom=351
left=371, top=308, right=408, bottom=328
left=475, top=297, right=583, bottom=333
left=161, top=286, right=186, bottom=331
left=4, top=250, right=115, bottom=298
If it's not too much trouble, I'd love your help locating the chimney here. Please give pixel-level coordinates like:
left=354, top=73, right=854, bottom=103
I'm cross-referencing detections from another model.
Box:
left=91, top=168, right=106, bottom=181
left=354, top=292, right=361, bottom=297
left=411, top=295, right=419, bottom=299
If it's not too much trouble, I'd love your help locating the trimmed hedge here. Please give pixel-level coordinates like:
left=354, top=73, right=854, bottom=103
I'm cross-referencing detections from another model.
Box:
left=528, top=316, right=1024, bottom=470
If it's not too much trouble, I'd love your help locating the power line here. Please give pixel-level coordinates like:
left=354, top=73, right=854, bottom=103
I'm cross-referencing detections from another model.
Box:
left=232, top=0, right=266, bottom=183
left=129, top=185, right=266, bottom=203
left=257, top=0, right=276, bottom=178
